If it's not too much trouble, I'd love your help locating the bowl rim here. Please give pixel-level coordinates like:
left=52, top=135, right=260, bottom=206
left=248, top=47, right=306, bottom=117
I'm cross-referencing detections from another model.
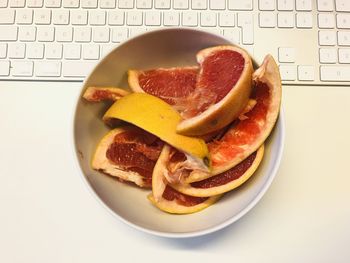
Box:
left=71, top=28, right=286, bottom=238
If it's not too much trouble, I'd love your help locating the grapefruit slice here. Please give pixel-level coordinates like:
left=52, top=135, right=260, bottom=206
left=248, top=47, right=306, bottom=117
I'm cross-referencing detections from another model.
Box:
left=171, top=145, right=264, bottom=197
left=149, top=145, right=221, bottom=214
left=186, top=54, right=282, bottom=183
left=83, top=87, right=129, bottom=102
left=128, top=66, right=198, bottom=105
left=102, top=92, right=210, bottom=169
left=128, top=46, right=253, bottom=136
left=92, top=126, right=163, bottom=188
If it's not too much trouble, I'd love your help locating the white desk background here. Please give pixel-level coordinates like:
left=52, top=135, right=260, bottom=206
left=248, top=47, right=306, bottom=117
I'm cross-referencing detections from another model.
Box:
left=1, top=82, right=349, bottom=263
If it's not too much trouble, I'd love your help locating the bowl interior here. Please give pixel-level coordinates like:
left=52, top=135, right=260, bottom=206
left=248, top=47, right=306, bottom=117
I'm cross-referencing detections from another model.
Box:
left=73, top=29, right=284, bottom=237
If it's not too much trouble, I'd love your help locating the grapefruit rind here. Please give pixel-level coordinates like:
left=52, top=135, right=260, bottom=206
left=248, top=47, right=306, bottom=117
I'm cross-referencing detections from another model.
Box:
left=83, top=86, right=130, bottom=102
left=171, top=145, right=264, bottom=197
left=91, top=127, right=150, bottom=188
left=185, top=54, right=282, bottom=183
left=176, top=45, right=254, bottom=136
left=102, top=93, right=210, bottom=163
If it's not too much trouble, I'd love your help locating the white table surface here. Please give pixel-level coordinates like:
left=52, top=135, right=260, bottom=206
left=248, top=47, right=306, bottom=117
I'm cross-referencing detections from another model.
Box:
left=1, top=81, right=350, bottom=263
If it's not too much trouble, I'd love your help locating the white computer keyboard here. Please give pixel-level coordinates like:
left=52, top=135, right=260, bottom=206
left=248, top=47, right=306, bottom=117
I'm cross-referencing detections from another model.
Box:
left=0, top=0, right=349, bottom=85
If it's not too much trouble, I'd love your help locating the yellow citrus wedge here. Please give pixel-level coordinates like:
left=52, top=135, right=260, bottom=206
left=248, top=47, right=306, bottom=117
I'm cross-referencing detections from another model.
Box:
left=103, top=92, right=210, bottom=167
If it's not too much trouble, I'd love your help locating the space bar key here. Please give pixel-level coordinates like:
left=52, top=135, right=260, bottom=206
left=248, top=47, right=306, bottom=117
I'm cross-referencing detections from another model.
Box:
left=62, top=61, right=97, bottom=77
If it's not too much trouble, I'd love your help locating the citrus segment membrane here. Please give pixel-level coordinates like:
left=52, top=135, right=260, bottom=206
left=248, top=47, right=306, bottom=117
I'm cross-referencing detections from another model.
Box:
left=92, top=126, right=163, bottom=188
left=185, top=54, right=282, bottom=183
left=83, top=87, right=129, bottom=102
left=171, top=145, right=264, bottom=197
left=102, top=93, right=210, bottom=168
left=150, top=145, right=221, bottom=214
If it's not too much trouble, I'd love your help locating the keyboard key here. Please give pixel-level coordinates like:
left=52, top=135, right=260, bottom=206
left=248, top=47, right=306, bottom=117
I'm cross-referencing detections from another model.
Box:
left=320, top=66, right=350, bottom=81
left=155, top=0, right=170, bottom=9
left=101, top=43, right=115, bottom=57
left=0, top=0, right=7, bottom=7
left=145, top=11, right=161, bottom=26
left=338, top=48, right=350, bottom=63
left=136, top=0, right=151, bottom=9
left=19, top=26, right=36, bottom=42
left=45, top=43, right=63, bottom=59
left=16, top=9, right=34, bottom=25
left=27, top=0, right=43, bottom=7
left=319, top=31, right=337, bottom=46
left=237, top=13, right=254, bottom=44
left=210, top=0, right=225, bottom=10
left=93, top=27, right=110, bottom=42
left=277, top=0, right=294, bottom=11
left=296, top=13, right=313, bottom=28
left=319, top=48, right=337, bottom=63
left=0, top=9, right=15, bottom=24
left=52, top=10, right=69, bottom=25
left=296, top=0, right=312, bottom=11
left=34, top=9, right=52, bottom=25
left=27, top=43, right=44, bottom=58
left=317, top=0, right=334, bottom=11
left=11, top=61, right=34, bottom=76
left=0, top=26, right=18, bottom=41
left=118, top=0, right=134, bottom=8
left=127, top=11, right=143, bottom=25
left=163, top=11, right=180, bottom=26
left=219, top=12, right=235, bottom=27
left=335, top=0, right=350, bottom=12
left=108, top=11, right=124, bottom=25
left=200, top=13, right=216, bottom=27
left=259, top=0, right=275, bottom=10
left=63, top=43, right=81, bottom=59
left=45, top=0, right=61, bottom=7
left=173, top=0, right=188, bottom=9
left=71, top=10, right=88, bottom=25
left=278, top=47, right=295, bottom=62
left=259, top=12, right=276, bottom=28
left=338, top=31, right=350, bottom=46
left=62, top=0, right=79, bottom=7
left=336, top=14, right=350, bottom=29
left=56, top=27, right=73, bottom=42
left=35, top=61, right=61, bottom=76
left=0, top=43, right=7, bottom=58
left=100, top=0, right=116, bottom=8
left=298, top=65, right=315, bottom=81
left=89, top=10, right=106, bottom=25
left=37, top=26, right=55, bottom=42
left=62, top=61, right=96, bottom=77
left=81, top=0, right=98, bottom=8
left=82, top=44, right=99, bottom=59
left=277, top=12, right=294, bottom=28
left=8, top=43, right=25, bottom=58
left=279, top=65, right=296, bottom=80
left=9, top=0, right=25, bottom=7
left=228, top=0, right=253, bottom=10
left=74, top=27, right=91, bottom=42
left=0, top=61, right=10, bottom=76
left=182, top=12, right=198, bottom=26
left=318, top=13, right=335, bottom=28
left=111, top=27, right=128, bottom=42
left=191, top=0, right=207, bottom=10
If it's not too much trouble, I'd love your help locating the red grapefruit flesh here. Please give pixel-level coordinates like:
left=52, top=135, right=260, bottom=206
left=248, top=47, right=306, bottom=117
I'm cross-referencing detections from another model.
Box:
left=92, top=126, right=164, bottom=188
left=171, top=145, right=264, bottom=197
left=83, top=87, right=129, bottom=102
left=128, top=67, right=198, bottom=105
left=186, top=54, right=282, bottom=183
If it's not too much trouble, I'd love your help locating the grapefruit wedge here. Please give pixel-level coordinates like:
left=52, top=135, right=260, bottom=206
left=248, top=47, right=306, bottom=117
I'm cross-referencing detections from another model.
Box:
left=128, top=45, right=254, bottom=136
left=149, top=145, right=221, bottom=214
left=186, top=54, right=282, bottom=183
left=92, top=126, right=163, bottom=188
left=83, top=87, right=129, bottom=102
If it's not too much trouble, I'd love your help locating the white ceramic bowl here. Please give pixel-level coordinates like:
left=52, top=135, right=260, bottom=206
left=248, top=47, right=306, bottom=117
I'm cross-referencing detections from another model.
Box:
left=73, top=28, right=285, bottom=238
